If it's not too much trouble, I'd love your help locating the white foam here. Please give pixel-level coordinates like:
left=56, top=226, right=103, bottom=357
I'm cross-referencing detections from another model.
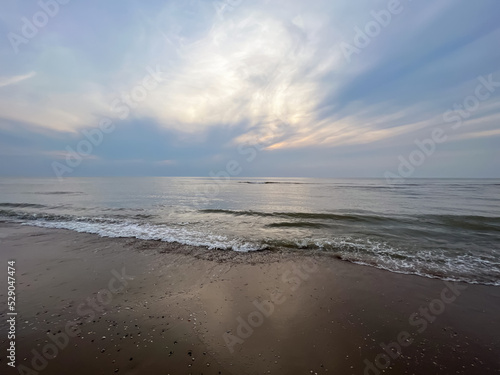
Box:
left=19, top=218, right=500, bottom=286
left=303, top=237, right=500, bottom=287
left=27, top=219, right=266, bottom=252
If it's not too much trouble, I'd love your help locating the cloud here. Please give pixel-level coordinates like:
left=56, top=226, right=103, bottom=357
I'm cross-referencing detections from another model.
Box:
left=157, top=159, right=176, bottom=166
left=43, top=150, right=100, bottom=160
left=128, top=0, right=500, bottom=153
left=0, top=84, right=112, bottom=133
left=138, top=9, right=340, bottom=145
left=0, top=71, right=36, bottom=87
left=0, top=0, right=499, bottom=177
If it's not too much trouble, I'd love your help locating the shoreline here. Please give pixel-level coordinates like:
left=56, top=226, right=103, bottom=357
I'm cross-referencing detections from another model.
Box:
left=0, top=223, right=499, bottom=374
left=9, top=219, right=500, bottom=287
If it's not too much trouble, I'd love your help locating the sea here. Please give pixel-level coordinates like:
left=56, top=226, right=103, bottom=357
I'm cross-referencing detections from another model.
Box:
left=0, top=177, right=499, bottom=286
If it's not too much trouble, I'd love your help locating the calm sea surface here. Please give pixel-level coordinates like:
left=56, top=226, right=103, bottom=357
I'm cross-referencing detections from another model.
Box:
left=1, top=177, right=499, bottom=285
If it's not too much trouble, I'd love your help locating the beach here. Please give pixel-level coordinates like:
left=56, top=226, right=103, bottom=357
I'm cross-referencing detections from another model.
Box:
left=1, top=223, right=499, bottom=375
left=1, top=0, right=499, bottom=372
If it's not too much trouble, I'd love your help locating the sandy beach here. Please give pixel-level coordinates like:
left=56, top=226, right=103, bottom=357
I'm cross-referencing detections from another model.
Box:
left=0, top=222, right=499, bottom=375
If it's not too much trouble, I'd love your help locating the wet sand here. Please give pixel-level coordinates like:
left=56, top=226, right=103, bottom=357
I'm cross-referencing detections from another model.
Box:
left=0, top=223, right=499, bottom=374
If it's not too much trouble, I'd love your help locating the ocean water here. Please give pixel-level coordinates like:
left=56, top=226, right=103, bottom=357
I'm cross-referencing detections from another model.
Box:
left=0, top=177, right=499, bottom=286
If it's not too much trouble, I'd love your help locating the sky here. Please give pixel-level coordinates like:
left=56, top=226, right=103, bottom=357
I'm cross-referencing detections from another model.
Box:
left=0, top=0, right=499, bottom=179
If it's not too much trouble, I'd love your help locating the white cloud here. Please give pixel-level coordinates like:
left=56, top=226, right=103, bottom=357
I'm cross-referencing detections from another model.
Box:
left=138, top=10, right=345, bottom=147
left=0, top=71, right=36, bottom=88
left=0, top=0, right=498, bottom=157
left=0, top=84, right=112, bottom=133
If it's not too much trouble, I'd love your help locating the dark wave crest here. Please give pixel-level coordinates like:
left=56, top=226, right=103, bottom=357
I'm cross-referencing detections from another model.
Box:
left=199, top=209, right=393, bottom=223
left=0, top=203, right=47, bottom=209
left=36, top=191, right=85, bottom=195
left=265, top=221, right=329, bottom=229
left=199, top=209, right=500, bottom=230
left=237, top=181, right=313, bottom=185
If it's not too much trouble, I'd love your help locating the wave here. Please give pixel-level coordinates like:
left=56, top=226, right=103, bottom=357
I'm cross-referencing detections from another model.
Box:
left=264, top=238, right=500, bottom=286
left=0, top=207, right=264, bottom=252
left=26, top=220, right=266, bottom=252
left=1, top=207, right=499, bottom=286
left=237, top=181, right=313, bottom=185
left=0, top=203, right=47, bottom=209
left=421, top=214, right=500, bottom=231
left=200, top=209, right=500, bottom=230
left=0, top=209, right=158, bottom=224
left=36, top=191, right=85, bottom=195
left=266, top=221, right=330, bottom=229
left=199, top=209, right=390, bottom=223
